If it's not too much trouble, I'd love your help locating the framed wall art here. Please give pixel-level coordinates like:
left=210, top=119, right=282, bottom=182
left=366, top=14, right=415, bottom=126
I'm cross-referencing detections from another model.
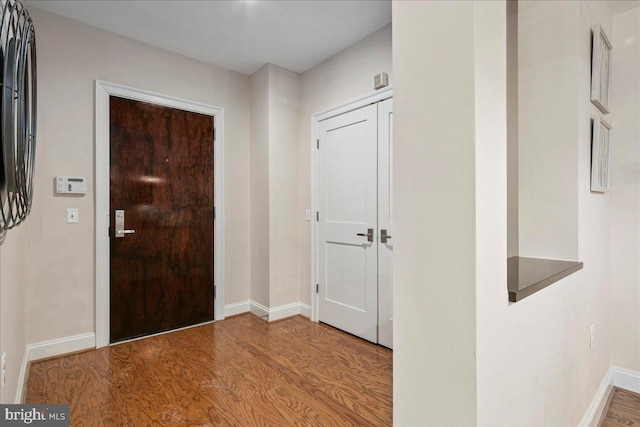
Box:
left=591, top=115, right=612, bottom=193
left=591, top=24, right=612, bottom=114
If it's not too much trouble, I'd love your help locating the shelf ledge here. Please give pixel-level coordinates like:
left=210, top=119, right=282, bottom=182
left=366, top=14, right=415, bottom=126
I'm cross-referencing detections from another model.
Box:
left=507, top=256, right=583, bottom=303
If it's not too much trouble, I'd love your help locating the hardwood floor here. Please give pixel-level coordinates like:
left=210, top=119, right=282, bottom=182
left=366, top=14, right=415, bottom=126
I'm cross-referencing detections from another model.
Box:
left=601, top=387, right=640, bottom=427
left=25, top=314, right=392, bottom=426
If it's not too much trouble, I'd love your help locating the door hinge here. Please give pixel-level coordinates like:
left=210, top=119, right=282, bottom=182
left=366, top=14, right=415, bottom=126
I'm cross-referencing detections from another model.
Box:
left=108, top=226, right=110, bottom=237
left=213, top=128, right=216, bottom=141
left=214, top=286, right=217, bottom=299
left=317, top=139, right=319, bottom=150
left=316, top=283, right=319, bottom=294
left=213, top=206, right=216, bottom=220
left=316, top=211, right=319, bottom=222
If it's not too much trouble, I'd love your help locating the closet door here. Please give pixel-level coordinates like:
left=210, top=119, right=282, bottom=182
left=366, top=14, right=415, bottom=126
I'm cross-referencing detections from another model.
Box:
left=317, top=104, right=378, bottom=343
left=377, top=98, right=393, bottom=349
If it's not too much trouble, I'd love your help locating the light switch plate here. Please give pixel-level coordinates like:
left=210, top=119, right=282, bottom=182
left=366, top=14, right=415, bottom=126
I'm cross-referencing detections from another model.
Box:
left=67, top=208, right=79, bottom=223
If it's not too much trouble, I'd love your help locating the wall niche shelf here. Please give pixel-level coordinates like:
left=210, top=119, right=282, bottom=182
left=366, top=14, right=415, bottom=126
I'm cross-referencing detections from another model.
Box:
left=507, top=257, right=583, bottom=303
left=506, top=1, right=583, bottom=304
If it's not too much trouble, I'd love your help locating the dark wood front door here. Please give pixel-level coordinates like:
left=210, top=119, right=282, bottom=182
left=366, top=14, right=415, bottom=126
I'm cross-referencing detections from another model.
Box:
left=109, top=96, right=214, bottom=343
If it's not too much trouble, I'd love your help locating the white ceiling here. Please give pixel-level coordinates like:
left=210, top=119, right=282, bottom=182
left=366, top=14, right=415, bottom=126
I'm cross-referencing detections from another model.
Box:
left=26, top=0, right=392, bottom=75
left=608, top=0, right=640, bottom=14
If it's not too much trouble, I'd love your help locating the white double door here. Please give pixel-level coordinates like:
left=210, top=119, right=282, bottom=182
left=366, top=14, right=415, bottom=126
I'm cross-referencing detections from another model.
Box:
left=317, top=98, right=393, bottom=348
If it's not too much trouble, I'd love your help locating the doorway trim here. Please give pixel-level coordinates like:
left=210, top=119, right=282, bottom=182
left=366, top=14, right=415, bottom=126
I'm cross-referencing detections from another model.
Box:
left=309, top=87, right=392, bottom=322
left=95, top=80, right=225, bottom=348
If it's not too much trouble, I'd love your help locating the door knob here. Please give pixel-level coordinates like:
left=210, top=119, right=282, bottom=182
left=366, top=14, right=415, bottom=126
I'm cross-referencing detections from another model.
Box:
left=356, top=228, right=374, bottom=242
left=381, top=229, right=392, bottom=243
left=114, top=209, right=136, bottom=238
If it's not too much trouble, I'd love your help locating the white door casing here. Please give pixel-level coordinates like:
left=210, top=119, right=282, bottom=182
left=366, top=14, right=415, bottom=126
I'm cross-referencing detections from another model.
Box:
left=377, top=98, right=393, bottom=349
left=317, top=104, right=379, bottom=343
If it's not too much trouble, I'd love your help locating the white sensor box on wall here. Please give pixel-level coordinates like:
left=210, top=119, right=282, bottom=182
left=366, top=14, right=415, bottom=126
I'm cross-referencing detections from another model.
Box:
left=373, top=72, right=389, bottom=90
left=56, top=176, right=87, bottom=194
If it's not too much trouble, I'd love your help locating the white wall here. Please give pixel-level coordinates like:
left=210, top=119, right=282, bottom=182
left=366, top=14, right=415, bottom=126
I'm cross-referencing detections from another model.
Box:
left=250, top=65, right=270, bottom=309
left=392, top=2, right=477, bottom=424
left=394, top=0, right=620, bottom=424
left=19, top=8, right=252, bottom=347
left=0, top=226, right=27, bottom=403
left=507, top=0, right=520, bottom=258
left=250, top=64, right=302, bottom=312
left=610, top=6, right=640, bottom=373
left=477, top=1, right=613, bottom=425
left=224, top=73, right=252, bottom=308
left=298, top=24, right=392, bottom=305
left=517, top=1, right=580, bottom=260
left=267, top=65, right=301, bottom=309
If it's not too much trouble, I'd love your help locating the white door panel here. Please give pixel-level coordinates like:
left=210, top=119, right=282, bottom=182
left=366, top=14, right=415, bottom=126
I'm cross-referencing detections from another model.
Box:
left=318, top=104, right=378, bottom=343
left=378, top=98, right=394, bottom=349
left=325, top=121, right=369, bottom=224
left=325, top=242, right=369, bottom=311
left=317, top=98, right=393, bottom=348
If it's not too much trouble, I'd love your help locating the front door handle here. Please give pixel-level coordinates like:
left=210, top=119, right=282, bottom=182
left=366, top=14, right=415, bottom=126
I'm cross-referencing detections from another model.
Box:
left=356, top=228, right=374, bottom=242
left=114, top=209, right=136, bottom=238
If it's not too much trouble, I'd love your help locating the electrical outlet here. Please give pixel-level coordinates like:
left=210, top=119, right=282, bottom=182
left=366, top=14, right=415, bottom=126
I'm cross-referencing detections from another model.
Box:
left=2, top=352, right=6, bottom=387
left=590, top=323, right=596, bottom=349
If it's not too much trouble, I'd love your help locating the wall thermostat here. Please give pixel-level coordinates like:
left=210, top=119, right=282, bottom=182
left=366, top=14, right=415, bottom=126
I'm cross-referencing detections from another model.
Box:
left=56, top=176, right=87, bottom=194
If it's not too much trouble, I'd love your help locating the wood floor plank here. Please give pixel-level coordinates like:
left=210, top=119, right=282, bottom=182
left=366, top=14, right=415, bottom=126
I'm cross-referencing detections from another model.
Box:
left=267, top=384, right=368, bottom=427
left=25, top=314, right=392, bottom=426
left=236, top=334, right=389, bottom=426
left=602, top=387, right=640, bottom=427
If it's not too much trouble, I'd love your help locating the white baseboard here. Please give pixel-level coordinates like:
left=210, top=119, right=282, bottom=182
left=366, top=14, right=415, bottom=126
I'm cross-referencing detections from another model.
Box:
left=299, top=303, right=311, bottom=319
left=269, top=302, right=303, bottom=322
left=580, top=366, right=640, bottom=427
left=16, top=333, right=96, bottom=404
left=27, top=332, right=96, bottom=362
left=612, top=367, right=640, bottom=393
left=14, top=350, right=29, bottom=404
left=224, top=300, right=311, bottom=322
left=264, top=301, right=312, bottom=321
left=579, top=367, right=613, bottom=427
left=250, top=300, right=270, bottom=320
left=223, top=300, right=251, bottom=317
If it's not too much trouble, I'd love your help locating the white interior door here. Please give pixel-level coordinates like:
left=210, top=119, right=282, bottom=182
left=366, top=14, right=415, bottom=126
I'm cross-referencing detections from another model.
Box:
left=318, top=104, right=378, bottom=343
left=377, top=98, right=393, bottom=349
